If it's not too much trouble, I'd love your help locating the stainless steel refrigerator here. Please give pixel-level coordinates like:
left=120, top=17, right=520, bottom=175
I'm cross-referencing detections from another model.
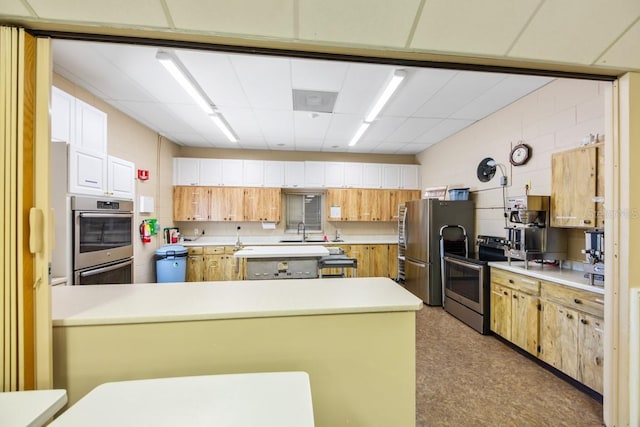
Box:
left=403, top=199, right=474, bottom=305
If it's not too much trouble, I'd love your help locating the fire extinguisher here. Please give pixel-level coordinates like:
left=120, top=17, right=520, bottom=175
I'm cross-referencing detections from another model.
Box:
left=140, top=221, right=151, bottom=244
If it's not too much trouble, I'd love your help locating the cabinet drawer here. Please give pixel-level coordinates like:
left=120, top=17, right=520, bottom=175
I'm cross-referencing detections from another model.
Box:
left=541, top=281, right=604, bottom=317
left=491, top=269, right=540, bottom=295
left=204, top=246, right=225, bottom=255
left=187, top=247, right=203, bottom=255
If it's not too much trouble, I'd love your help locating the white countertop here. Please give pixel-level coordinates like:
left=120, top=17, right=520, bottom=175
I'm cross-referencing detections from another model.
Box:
left=49, top=372, right=313, bottom=427
left=181, top=235, right=398, bottom=247
left=234, top=245, right=330, bottom=258
left=52, top=278, right=423, bottom=327
left=0, top=389, right=67, bottom=427
left=488, top=261, right=605, bottom=294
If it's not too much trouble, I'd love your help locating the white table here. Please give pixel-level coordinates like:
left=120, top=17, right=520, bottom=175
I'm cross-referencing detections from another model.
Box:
left=50, top=372, right=314, bottom=427
left=0, top=389, right=67, bottom=427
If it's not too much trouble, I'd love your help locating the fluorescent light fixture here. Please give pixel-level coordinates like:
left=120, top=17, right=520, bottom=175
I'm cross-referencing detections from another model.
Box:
left=364, top=69, right=406, bottom=123
left=156, top=51, right=214, bottom=115
left=348, top=122, right=370, bottom=147
left=157, top=50, right=239, bottom=143
left=348, top=69, right=406, bottom=147
left=210, top=113, right=238, bottom=143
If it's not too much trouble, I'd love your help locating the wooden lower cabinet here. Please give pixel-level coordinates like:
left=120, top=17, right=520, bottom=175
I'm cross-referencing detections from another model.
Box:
left=187, top=246, right=245, bottom=281
left=490, top=270, right=540, bottom=355
left=539, top=281, right=604, bottom=393
left=347, top=244, right=390, bottom=278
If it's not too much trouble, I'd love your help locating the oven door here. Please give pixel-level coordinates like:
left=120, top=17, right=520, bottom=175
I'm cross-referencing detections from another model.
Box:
left=74, top=211, right=133, bottom=270
left=74, top=258, right=133, bottom=285
left=443, top=256, right=486, bottom=314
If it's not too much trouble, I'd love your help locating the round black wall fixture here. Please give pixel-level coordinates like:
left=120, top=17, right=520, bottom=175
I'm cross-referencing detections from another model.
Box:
left=477, top=157, right=497, bottom=182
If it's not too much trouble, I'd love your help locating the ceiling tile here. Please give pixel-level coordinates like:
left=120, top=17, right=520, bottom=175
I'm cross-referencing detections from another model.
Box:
left=414, top=71, right=505, bottom=118
left=386, top=117, right=443, bottom=143
left=254, top=110, right=294, bottom=143
left=509, top=0, right=640, bottom=64
left=596, top=20, right=640, bottom=69
left=27, top=0, right=168, bottom=27
left=324, top=114, right=361, bottom=140
left=165, top=0, right=295, bottom=38
left=414, top=119, right=474, bottom=145
left=383, top=68, right=456, bottom=117
left=230, top=54, right=292, bottom=110
left=333, top=63, right=395, bottom=115
left=298, top=0, right=421, bottom=47
left=293, top=111, right=331, bottom=139
left=291, top=58, right=349, bottom=92
left=411, top=0, right=540, bottom=56
left=222, top=108, right=264, bottom=142
left=362, top=117, right=409, bottom=142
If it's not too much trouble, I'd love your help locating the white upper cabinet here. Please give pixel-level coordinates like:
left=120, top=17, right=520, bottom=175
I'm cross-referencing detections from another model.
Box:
left=198, top=158, right=223, bottom=186
left=74, top=98, right=108, bottom=153
left=68, top=145, right=107, bottom=196
left=343, top=162, right=364, bottom=188
left=107, top=156, right=135, bottom=199
left=51, top=86, right=75, bottom=143
left=382, top=164, right=401, bottom=188
left=243, top=160, right=265, bottom=187
left=68, top=146, right=134, bottom=199
left=263, top=161, right=285, bottom=187
left=174, top=158, right=200, bottom=186
left=401, top=165, right=421, bottom=189
left=361, top=163, right=381, bottom=188
left=51, top=87, right=108, bottom=152
left=284, top=161, right=305, bottom=188
left=221, top=159, right=244, bottom=186
left=324, top=162, right=344, bottom=188
left=304, top=161, right=325, bottom=188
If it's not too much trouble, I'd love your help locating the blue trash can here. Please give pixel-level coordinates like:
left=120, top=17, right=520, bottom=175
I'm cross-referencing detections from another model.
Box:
left=155, top=244, right=188, bottom=283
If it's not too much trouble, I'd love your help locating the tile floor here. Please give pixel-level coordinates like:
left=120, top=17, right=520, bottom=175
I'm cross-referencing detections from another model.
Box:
left=415, top=306, right=604, bottom=426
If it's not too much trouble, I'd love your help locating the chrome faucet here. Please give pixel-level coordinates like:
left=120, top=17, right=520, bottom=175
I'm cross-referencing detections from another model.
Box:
left=297, top=222, right=307, bottom=241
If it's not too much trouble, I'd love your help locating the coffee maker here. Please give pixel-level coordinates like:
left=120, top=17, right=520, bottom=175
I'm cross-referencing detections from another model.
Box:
left=582, top=229, right=604, bottom=286
left=504, top=195, right=567, bottom=268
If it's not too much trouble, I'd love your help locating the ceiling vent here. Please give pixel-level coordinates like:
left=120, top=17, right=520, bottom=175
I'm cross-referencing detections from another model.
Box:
left=292, top=89, right=338, bottom=113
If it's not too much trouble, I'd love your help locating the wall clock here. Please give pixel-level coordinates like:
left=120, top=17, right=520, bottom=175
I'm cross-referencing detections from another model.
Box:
left=510, top=143, right=531, bottom=166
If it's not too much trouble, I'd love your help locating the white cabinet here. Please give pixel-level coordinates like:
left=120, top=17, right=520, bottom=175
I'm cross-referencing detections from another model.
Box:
left=107, top=156, right=135, bottom=199
left=69, top=146, right=135, bottom=199
left=304, top=161, right=325, bottom=188
left=344, top=163, right=364, bottom=188
left=221, top=159, right=244, bottom=186
left=51, top=86, right=75, bottom=143
left=51, top=87, right=107, bottom=152
left=324, top=162, right=344, bottom=188
left=382, top=164, right=401, bottom=188
left=401, top=165, right=420, bottom=189
left=198, top=158, right=223, bottom=186
left=74, top=98, right=108, bottom=153
left=174, top=158, right=201, bottom=186
left=243, top=160, right=265, bottom=187
left=362, top=163, right=381, bottom=188
left=69, top=145, right=107, bottom=197
left=284, top=161, right=305, bottom=188
left=263, top=161, right=285, bottom=187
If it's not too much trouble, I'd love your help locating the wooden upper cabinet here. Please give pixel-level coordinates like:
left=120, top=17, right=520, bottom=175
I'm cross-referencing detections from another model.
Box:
left=244, top=188, right=281, bottom=222
left=361, top=189, right=389, bottom=221
left=551, top=143, right=603, bottom=228
left=326, top=188, right=359, bottom=221
left=209, top=187, right=244, bottom=221
left=388, top=190, right=421, bottom=220
left=173, top=186, right=209, bottom=221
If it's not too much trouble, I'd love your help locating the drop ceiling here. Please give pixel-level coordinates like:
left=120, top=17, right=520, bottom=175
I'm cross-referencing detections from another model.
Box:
left=4, top=0, right=636, bottom=153
left=52, top=39, right=554, bottom=154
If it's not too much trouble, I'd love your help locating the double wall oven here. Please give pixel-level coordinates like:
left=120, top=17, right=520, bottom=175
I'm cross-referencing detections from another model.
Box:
left=442, top=235, right=507, bottom=334
left=72, top=196, right=134, bottom=285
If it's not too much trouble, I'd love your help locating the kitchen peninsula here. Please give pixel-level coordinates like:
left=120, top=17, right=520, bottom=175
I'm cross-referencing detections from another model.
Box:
left=52, top=278, right=422, bottom=427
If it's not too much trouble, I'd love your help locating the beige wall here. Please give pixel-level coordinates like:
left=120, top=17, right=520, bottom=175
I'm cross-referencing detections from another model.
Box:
left=417, top=78, right=609, bottom=261
left=52, top=74, right=181, bottom=283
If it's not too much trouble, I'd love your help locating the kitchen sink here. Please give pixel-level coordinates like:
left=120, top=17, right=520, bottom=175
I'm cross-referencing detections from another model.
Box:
left=279, top=239, right=303, bottom=243
left=278, top=238, right=327, bottom=243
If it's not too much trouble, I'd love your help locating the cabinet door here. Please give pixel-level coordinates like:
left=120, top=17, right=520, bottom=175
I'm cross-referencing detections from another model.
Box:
left=263, top=161, right=285, bottom=187
left=244, top=188, right=281, bottom=222
left=243, top=160, right=264, bottom=187
left=284, top=161, right=305, bottom=188
left=369, top=245, right=389, bottom=278
left=68, top=145, right=108, bottom=196
left=539, top=300, right=578, bottom=376
left=578, top=313, right=604, bottom=394
left=199, top=159, right=223, bottom=186
left=210, top=187, right=244, bottom=221
left=204, top=254, right=223, bottom=281
left=221, top=159, right=244, bottom=186
left=304, top=161, right=325, bottom=188
left=174, top=158, right=200, bottom=186
left=361, top=189, right=389, bottom=221
left=51, top=86, right=75, bottom=143
left=400, top=165, right=420, bottom=189
left=74, top=98, right=107, bottom=153
left=173, top=186, right=209, bottom=221
left=327, top=189, right=358, bottom=221
left=186, top=252, right=204, bottom=282
left=348, top=245, right=369, bottom=277
left=324, top=162, right=344, bottom=188
left=362, top=163, right=382, bottom=189
left=389, top=190, right=420, bottom=220
left=382, top=164, right=400, bottom=189
left=107, top=156, right=135, bottom=199
left=343, top=163, right=364, bottom=188
left=490, top=283, right=512, bottom=340
left=550, top=145, right=597, bottom=228
left=388, top=244, right=398, bottom=279
left=511, top=291, right=540, bottom=355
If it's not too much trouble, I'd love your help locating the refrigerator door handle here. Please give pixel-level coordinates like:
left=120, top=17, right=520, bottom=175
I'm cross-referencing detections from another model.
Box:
left=406, top=258, right=428, bottom=268
left=402, top=207, right=408, bottom=247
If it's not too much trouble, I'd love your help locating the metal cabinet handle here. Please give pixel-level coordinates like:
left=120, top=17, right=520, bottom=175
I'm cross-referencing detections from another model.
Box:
left=581, top=318, right=588, bottom=325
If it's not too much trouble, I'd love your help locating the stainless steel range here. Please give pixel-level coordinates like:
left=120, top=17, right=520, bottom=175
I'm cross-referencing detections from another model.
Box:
left=442, top=235, right=507, bottom=334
